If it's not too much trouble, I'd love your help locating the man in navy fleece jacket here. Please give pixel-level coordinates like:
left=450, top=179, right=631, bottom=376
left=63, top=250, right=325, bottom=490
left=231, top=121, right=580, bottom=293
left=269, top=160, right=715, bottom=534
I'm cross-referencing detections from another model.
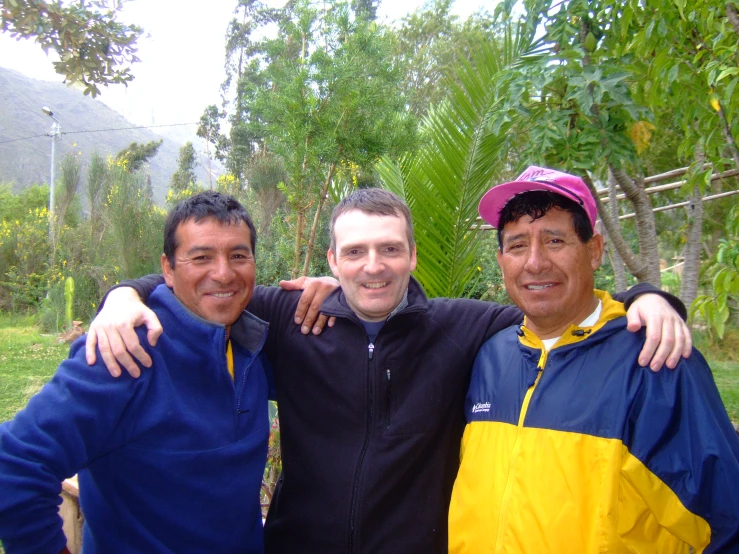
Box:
left=0, top=192, right=272, bottom=553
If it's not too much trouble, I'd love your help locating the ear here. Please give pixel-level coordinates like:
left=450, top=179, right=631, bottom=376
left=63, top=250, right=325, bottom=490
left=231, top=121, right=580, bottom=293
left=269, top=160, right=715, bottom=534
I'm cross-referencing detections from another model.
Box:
left=588, top=233, right=605, bottom=271
left=496, top=250, right=505, bottom=278
left=327, top=249, right=340, bottom=278
left=162, top=253, right=175, bottom=287
left=409, top=245, right=417, bottom=272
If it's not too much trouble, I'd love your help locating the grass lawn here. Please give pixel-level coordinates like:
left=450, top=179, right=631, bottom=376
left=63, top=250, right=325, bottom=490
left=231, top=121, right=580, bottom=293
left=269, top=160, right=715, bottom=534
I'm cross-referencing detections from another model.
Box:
left=712, top=361, right=739, bottom=424
left=0, top=314, right=69, bottom=423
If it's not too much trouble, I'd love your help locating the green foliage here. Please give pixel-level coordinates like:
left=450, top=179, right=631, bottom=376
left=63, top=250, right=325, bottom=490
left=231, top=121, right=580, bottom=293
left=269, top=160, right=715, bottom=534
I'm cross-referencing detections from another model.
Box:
left=0, top=204, right=52, bottom=312
left=378, top=12, right=536, bottom=298
left=55, top=152, right=82, bottom=233
left=691, top=205, right=739, bottom=338
left=0, top=154, right=166, bottom=331
left=114, top=140, right=163, bottom=174
left=197, top=105, right=228, bottom=162
left=104, top=164, right=165, bottom=279
left=168, top=142, right=199, bottom=203
left=0, top=183, right=48, bottom=223
left=0, top=0, right=143, bottom=97
left=222, top=0, right=417, bottom=275
left=393, top=0, right=499, bottom=119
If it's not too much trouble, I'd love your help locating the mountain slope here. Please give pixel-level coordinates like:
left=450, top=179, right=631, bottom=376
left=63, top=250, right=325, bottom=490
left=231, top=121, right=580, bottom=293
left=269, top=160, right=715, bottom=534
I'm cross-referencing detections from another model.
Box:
left=0, top=67, right=217, bottom=203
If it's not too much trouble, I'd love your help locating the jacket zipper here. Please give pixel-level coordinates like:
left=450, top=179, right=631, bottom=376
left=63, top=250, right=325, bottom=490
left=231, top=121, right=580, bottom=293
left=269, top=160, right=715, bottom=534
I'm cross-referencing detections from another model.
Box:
left=347, top=341, right=376, bottom=552
left=494, top=349, right=547, bottom=554
left=385, top=369, right=391, bottom=429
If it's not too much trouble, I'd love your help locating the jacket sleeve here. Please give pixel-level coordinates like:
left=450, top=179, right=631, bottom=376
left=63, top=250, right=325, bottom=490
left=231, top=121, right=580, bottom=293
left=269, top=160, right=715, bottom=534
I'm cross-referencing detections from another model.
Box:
left=247, top=285, right=302, bottom=354
left=97, top=273, right=164, bottom=310
left=621, top=349, right=739, bottom=552
left=615, top=282, right=687, bottom=320
left=0, top=338, right=150, bottom=553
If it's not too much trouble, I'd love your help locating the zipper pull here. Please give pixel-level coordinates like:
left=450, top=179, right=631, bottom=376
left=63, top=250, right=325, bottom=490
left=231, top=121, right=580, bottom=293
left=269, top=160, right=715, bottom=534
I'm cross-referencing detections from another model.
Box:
left=368, top=342, right=375, bottom=360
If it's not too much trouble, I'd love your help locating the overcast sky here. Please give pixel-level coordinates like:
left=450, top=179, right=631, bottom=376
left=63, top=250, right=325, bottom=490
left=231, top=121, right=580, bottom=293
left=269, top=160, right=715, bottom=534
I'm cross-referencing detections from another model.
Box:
left=0, top=0, right=490, bottom=131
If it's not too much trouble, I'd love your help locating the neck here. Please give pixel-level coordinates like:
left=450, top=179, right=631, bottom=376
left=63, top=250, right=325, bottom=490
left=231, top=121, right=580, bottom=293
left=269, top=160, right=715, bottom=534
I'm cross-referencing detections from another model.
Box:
left=525, top=294, right=599, bottom=339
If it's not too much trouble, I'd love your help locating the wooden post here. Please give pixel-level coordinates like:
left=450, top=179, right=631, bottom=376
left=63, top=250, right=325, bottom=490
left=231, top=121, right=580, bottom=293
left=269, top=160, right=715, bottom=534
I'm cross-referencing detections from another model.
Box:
left=60, top=477, right=83, bottom=554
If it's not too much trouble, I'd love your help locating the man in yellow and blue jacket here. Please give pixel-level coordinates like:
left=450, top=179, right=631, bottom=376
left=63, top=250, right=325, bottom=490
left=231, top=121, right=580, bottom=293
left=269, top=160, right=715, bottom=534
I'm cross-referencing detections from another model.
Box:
left=449, top=166, right=739, bottom=553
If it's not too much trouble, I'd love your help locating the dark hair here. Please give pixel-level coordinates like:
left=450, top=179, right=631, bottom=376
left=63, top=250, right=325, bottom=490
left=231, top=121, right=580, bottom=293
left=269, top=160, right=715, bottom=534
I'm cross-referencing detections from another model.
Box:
left=163, top=191, right=257, bottom=267
left=496, top=190, right=593, bottom=250
left=329, top=188, right=415, bottom=251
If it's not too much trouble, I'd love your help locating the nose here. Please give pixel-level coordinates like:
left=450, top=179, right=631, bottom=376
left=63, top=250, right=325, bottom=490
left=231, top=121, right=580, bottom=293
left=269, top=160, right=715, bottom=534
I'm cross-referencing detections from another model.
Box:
left=364, top=249, right=384, bottom=274
left=211, top=256, right=235, bottom=283
left=523, top=243, right=550, bottom=274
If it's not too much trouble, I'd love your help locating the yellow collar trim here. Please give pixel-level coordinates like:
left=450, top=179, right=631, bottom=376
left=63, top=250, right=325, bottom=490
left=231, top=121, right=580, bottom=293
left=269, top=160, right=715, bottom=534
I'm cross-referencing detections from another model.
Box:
left=519, top=290, right=625, bottom=353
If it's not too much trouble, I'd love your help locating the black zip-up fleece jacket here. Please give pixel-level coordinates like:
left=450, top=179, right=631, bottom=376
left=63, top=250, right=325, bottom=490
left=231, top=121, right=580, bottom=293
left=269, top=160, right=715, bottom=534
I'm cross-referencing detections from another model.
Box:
left=114, top=276, right=683, bottom=554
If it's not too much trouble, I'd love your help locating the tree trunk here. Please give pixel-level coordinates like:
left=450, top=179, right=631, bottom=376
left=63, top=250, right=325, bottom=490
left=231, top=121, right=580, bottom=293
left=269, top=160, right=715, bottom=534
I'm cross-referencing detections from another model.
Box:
left=609, top=167, right=662, bottom=285
left=607, top=171, right=628, bottom=292
left=292, top=210, right=305, bottom=279
left=582, top=172, right=653, bottom=283
left=709, top=175, right=724, bottom=255
left=716, top=102, right=739, bottom=168
left=301, top=161, right=338, bottom=276
left=726, top=2, right=739, bottom=38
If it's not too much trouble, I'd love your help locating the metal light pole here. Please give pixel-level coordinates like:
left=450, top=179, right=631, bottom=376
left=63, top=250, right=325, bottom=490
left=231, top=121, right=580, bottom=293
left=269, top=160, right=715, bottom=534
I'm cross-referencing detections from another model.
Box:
left=42, top=106, right=61, bottom=242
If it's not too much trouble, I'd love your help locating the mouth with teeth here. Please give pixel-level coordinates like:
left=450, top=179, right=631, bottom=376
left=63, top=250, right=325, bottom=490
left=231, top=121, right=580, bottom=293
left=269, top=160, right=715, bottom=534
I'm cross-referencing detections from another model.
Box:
left=362, top=282, right=389, bottom=289
left=209, top=292, right=236, bottom=298
left=525, top=284, right=555, bottom=290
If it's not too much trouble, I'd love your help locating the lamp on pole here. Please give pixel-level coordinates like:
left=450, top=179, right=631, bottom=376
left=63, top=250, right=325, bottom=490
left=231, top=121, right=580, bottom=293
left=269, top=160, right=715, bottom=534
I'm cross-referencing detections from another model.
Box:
left=42, top=106, right=61, bottom=242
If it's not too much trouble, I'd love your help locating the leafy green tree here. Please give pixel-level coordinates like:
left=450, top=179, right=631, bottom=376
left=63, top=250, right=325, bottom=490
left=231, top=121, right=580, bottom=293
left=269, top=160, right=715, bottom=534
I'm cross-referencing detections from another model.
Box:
left=1, top=0, right=142, bottom=97
left=221, top=0, right=282, bottom=184
left=378, top=12, right=538, bottom=297
left=240, top=0, right=416, bottom=277
left=392, top=0, right=497, bottom=118
left=482, top=0, right=739, bottom=294
left=197, top=105, right=228, bottom=188
left=242, top=153, right=286, bottom=243
left=114, top=140, right=163, bottom=174
left=87, top=152, right=108, bottom=246
left=169, top=142, right=198, bottom=201
left=56, top=152, right=82, bottom=232
left=0, top=184, right=48, bottom=223
left=691, top=204, right=739, bottom=338
left=352, top=0, right=378, bottom=21
left=103, top=164, right=163, bottom=279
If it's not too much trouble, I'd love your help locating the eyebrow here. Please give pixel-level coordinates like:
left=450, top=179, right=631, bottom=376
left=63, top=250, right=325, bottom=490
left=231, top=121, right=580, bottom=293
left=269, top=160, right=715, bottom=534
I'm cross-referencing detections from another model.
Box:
left=185, top=244, right=252, bottom=255
left=502, top=228, right=568, bottom=246
left=339, top=240, right=407, bottom=253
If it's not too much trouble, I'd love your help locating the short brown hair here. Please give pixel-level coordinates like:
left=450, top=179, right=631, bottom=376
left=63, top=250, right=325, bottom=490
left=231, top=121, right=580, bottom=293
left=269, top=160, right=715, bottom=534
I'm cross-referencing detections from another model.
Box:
left=329, top=188, right=415, bottom=251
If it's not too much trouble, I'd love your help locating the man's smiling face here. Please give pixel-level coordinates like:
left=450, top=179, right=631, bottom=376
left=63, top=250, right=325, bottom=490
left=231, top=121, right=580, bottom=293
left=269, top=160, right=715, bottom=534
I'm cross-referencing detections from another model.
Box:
left=162, top=217, right=255, bottom=328
left=497, top=207, right=603, bottom=338
left=327, top=209, right=417, bottom=322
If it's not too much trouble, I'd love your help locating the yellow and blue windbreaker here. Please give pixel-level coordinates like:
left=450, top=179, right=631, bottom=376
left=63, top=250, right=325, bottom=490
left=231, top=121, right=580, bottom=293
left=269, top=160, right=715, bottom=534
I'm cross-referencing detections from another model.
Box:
left=449, top=291, right=739, bottom=553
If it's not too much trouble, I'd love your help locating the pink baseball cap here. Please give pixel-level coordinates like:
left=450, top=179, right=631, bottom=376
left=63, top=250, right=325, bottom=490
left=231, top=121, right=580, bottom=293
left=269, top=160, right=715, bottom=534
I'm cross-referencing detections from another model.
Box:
left=478, top=166, right=598, bottom=230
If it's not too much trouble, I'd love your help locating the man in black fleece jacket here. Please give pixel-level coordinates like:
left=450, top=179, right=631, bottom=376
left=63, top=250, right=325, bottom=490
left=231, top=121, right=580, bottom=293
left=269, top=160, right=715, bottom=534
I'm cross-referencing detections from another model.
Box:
left=87, top=188, right=690, bottom=553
